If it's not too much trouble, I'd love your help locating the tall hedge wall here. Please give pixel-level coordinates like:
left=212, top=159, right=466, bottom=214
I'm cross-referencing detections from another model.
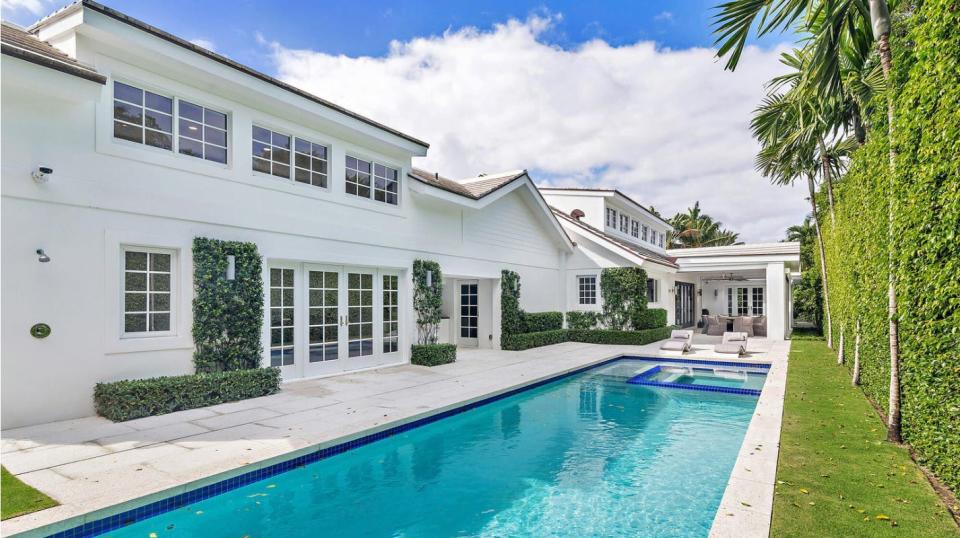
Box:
left=821, top=0, right=959, bottom=490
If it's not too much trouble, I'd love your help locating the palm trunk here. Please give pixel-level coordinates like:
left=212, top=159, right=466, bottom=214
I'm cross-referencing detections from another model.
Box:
left=818, top=138, right=836, bottom=226
left=837, top=326, right=845, bottom=364
left=852, top=106, right=867, bottom=145
left=852, top=318, right=861, bottom=385
left=807, top=174, right=833, bottom=348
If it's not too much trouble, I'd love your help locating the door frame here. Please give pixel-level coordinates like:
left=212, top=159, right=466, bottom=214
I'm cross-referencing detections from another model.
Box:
left=456, top=279, right=479, bottom=348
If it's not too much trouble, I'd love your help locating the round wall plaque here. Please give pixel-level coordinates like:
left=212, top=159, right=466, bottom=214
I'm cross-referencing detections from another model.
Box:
left=30, top=323, right=51, bottom=339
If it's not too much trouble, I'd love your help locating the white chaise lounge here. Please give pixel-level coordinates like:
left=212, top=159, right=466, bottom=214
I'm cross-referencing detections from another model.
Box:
left=715, top=332, right=748, bottom=356
left=659, top=330, right=693, bottom=353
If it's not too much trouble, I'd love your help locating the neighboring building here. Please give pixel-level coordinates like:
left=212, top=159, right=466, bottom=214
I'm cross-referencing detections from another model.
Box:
left=0, top=2, right=800, bottom=429
left=541, top=190, right=801, bottom=337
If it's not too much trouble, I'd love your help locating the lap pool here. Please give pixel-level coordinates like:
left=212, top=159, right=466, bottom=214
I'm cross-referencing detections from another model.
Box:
left=61, top=358, right=766, bottom=538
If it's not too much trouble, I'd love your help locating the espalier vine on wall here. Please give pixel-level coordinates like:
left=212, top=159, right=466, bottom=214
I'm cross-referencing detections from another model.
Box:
left=599, top=267, right=649, bottom=331
left=412, top=259, right=443, bottom=345
left=192, top=237, right=264, bottom=373
left=820, top=0, right=959, bottom=491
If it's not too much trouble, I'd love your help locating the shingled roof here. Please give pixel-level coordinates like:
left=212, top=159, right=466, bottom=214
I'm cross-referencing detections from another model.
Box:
left=0, top=21, right=105, bottom=84
left=551, top=207, right=678, bottom=268
left=409, top=168, right=528, bottom=200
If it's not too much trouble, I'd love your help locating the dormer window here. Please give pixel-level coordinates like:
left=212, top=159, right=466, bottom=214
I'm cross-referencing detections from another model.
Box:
left=606, top=208, right=617, bottom=228
left=659, top=232, right=664, bottom=248
left=619, top=214, right=629, bottom=233
left=642, top=224, right=648, bottom=241
left=631, top=220, right=640, bottom=238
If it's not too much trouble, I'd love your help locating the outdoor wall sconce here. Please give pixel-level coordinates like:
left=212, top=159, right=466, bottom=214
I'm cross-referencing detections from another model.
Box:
left=714, top=289, right=719, bottom=298
left=226, top=255, right=236, bottom=280
left=426, top=270, right=433, bottom=287
left=36, top=248, right=50, bottom=263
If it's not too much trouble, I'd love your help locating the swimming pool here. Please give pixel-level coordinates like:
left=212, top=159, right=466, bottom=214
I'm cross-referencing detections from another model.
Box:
left=61, top=358, right=764, bottom=537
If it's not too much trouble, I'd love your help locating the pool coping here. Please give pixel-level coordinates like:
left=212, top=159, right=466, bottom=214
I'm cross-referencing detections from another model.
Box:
left=15, top=351, right=781, bottom=538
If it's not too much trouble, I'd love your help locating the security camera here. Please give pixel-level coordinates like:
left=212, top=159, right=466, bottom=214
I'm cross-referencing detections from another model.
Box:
left=32, top=167, right=53, bottom=183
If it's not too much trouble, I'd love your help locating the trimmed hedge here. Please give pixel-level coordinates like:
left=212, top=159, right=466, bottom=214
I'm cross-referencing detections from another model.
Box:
left=94, top=368, right=281, bottom=422
left=819, top=1, right=960, bottom=490
left=565, top=310, right=600, bottom=330
left=523, top=311, right=563, bottom=332
left=411, top=344, right=457, bottom=366
left=501, top=329, right=569, bottom=351
left=501, top=326, right=674, bottom=351
left=500, top=270, right=524, bottom=339
left=600, top=267, right=648, bottom=330
left=633, top=308, right=667, bottom=330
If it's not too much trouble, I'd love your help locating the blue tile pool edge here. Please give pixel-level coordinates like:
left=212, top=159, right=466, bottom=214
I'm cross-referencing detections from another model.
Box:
left=36, top=354, right=770, bottom=538
left=625, top=365, right=763, bottom=396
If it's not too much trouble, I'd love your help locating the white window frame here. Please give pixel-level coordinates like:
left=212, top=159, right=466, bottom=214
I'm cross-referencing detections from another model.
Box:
left=727, top=286, right=765, bottom=316
left=345, top=154, right=400, bottom=206
left=631, top=220, right=640, bottom=238
left=577, top=275, right=597, bottom=305
left=606, top=208, right=617, bottom=228
left=646, top=278, right=659, bottom=303
left=659, top=232, right=664, bottom=248
left=642, top=224, right=648, bottom=242
left=111, top=79, right=231, bottom=168
left=120, top=245, right=178, bottom=339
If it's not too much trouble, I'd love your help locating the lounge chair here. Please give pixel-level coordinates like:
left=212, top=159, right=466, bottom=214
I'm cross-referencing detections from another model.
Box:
left=715, top=332, right=748, bottom=356
left=659, top=329, right=693, bottom=353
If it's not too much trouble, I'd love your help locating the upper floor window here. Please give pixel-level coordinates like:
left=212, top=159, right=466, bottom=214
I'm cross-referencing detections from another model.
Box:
left=642, top=224, right=648, bottom=241
left=631, top=220, right=640, bottom=238
left=606, top=208, right=617, bottom=228
left=578, top=275, right=597, bottom=305
left=294, top=138, right=329, bottom=188
left=122, top=246, right=175, bottom=336
left=113, top=81, right=173, bottom=150
left=658, top=232, right=664, bottom=248
left=178, top=101, right=227, bottom=164
left=346, top=156, right=398, bottom=205
left=252, top=126, right=291, bottom=178
left=619, top=214, right=629, bottom=233
left=646, top=278, right=659, bottom=303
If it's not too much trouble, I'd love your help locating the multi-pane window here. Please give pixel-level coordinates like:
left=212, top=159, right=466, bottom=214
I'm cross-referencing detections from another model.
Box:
left=294, top=138, right=329, bottom=188
left=252, top=126, right=291, bottom=178
left=346, top=156, right=399, bottom=206
left=373, top=163, right=399, bottom=205
left=578, top=275, right=597, bottom=305
left=620, top=214, right=629, bottom=233
left=269, top=268, right=295, bottom=366
left=383, top=275, right=399, bottom=353
left=642, top=224, right=648, bottom=242
left=460, top=283, right=478, bottom=338
left=631, top=220, right=640, bottom=238
left=727, top=287, right=751, bottom=316
left=606, top=208, right=617, bottom=228
left=308, top=270, right=338, bottom=362
left=113, top=81, right=173, bottom=150
left=123, top=248, right=173, bottom=335
left=752, top=287, right=765, bottom=316
left=646, top=278, right=659, bottom=303
left=659, top=232, right=664, bottom=248
left=178, top=101, right=227, bottom=164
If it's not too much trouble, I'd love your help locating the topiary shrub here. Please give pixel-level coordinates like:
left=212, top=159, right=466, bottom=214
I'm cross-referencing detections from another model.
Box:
left=500, top=270, right=524, bottom=339
left=192, top=238, right=264, bottom=373
left=600, top=267, right=649, bottom=330
left=633, top=308, right=667, bottom=330
left=523, top=311, right=563, bottom=332
left=94, top=368, right=281, bottom=422
left=413, top=260, right=443, bottom=344
left=569, top=327, right=673, bottom=346
left=566, top=311, right=600, bottom=330
left=411, top=344, right=457, bottom=366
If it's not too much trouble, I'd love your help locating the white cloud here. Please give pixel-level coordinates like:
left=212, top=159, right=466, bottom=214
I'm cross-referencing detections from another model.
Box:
left=189, top=38, right=216, bottom=52
left=266, top=15, right=806, bottom=242
left=654, top=11, right=674, bottom=23
left=0, top=0, right=51, bottom=16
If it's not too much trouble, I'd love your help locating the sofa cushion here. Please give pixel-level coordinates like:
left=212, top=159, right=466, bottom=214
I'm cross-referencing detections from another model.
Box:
left=705, top=315, right=724, bottom=336
left=753, top=316, right=767, bottom=337
left=734, top=316, right=755, bottom=337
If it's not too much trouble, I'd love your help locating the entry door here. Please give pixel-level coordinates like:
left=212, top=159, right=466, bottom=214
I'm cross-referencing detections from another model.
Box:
left=675, top=282, right=695, bottom=327
left=458, top=281, right=479, bottom=347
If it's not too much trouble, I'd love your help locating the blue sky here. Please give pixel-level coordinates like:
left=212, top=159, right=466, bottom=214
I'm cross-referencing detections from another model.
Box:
left=5, top=0, right=788, bottom=73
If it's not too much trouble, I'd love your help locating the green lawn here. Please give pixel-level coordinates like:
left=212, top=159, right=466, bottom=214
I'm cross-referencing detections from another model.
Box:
left=1, top=466, right=58, bottom=520
left=772, top=336, right=958, bottom=537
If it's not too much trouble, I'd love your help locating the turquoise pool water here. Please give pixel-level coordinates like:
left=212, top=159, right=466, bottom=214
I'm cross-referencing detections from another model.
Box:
left=106, top=359, right=758, bottom=537
left=645, top=366, right=768, bottom=391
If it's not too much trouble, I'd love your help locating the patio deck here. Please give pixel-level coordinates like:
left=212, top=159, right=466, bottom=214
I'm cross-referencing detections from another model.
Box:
left=1, top=337, right=786, bottom=536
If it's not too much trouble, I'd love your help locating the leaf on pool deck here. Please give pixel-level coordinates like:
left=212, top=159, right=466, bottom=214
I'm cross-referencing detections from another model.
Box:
left=876, top=514, right=891, bottom=520
left=741, top=501, right=751, bottom=507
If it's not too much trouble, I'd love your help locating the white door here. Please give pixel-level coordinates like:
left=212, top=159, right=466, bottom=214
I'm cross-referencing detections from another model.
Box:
left=267, top=264, right=402, bottom=379
left=458, top=280, right=479, bottom=347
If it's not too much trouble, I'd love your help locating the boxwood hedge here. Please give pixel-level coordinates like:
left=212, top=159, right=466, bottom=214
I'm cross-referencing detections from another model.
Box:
left=523, top=311, right=563, bottom=332
left=94, top=368, right=281, bottom=422
left=501, top=326, right=673, bottom=351
left=411, top=344, right=457, bottom=366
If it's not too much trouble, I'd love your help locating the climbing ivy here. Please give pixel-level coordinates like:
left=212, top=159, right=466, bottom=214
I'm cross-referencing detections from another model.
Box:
left=820, top=0, right=959, bottom=490
left=500, top=269, right=524, bottom=339
left=412, top=259, right=443, bottom=345
left=599, top=267, right=649, bottom=330
left=192, top=237, right=263, bottom=373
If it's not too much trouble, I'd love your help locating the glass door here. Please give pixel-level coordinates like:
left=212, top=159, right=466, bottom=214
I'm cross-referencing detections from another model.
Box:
left=303, top=265, right=341, bottom=377
left=346, top=269, right=375, bottom=359
left=675, top=282, right=695, bottom=327
left=268, top=266, right=298, bottom=377
left=458, top=281, right=479, bottom=347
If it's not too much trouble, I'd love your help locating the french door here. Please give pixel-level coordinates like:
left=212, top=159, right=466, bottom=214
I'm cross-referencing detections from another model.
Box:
left=267, top=264, right=401, bottom=379
left=675, top=282, right=695, bottom=327
left=458, top=281, right=479, bottom=347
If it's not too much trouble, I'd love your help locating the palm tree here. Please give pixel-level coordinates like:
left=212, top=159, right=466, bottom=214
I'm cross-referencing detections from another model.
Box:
left=668, top=202, right=741, bottom=248
left=712, top=0, right=902, bottom=443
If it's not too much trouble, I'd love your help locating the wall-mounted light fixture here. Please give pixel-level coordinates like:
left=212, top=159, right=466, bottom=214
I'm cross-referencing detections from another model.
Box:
left=36, top=248, right=50, bottom=263
left=697, top=288, right=702, bottom=297
left=714, top=289, right=719, bottom=298
left=226, top=255, right=236, bottom=280
left=32, top=166, right=53, bottom=184
left=425, top=270, right=433, bottom=287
